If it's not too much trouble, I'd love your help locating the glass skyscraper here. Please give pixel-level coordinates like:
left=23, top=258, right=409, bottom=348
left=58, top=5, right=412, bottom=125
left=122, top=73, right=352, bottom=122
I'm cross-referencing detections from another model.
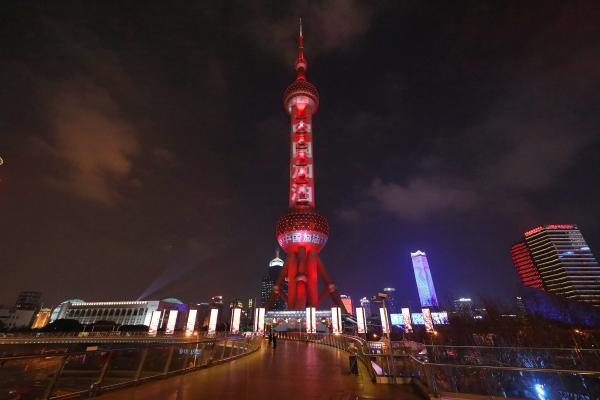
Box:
left=511, top=225, right=600, bottom=307
left=260, top=251, right=287, bottom=310
left=410, top=250, right=439, bottom=307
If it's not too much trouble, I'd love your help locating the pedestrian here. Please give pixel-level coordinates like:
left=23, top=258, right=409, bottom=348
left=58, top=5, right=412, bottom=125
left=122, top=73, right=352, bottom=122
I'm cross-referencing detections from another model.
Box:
left=273, top=332, right=277, bottom=348
left=268, top=331, right=273, bottom=346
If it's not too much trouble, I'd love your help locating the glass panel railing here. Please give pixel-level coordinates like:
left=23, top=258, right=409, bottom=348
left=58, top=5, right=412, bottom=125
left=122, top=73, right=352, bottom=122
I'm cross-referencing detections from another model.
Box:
left=51, top=352, right=105, bottom=397
left=0, top=356, right=62, bottom=400
left=102, top=348, right=144, bottom=388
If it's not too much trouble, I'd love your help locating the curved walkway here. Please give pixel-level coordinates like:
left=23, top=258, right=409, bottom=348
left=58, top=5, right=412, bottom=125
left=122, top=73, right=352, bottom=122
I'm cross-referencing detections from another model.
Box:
left=97, top=340, right=421, bottom=399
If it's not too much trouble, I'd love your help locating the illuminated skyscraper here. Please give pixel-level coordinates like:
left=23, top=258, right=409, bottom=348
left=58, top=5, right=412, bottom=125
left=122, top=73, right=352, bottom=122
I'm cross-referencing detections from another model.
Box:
left=260, top=251, right=287, bottom=310
left=340, top=294, right=353, bottom=315
left=360, top=297, right=373, bottom=316
left=511, top=225, right=600, bottom=307
left=410, top=251, right=439, bottom=307
left=382, top=287, right=398, bottom=313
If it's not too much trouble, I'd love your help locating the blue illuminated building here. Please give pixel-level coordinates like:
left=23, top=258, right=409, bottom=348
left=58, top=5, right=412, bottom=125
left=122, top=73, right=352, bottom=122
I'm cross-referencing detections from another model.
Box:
left=410, top=250, right=439, bottom=307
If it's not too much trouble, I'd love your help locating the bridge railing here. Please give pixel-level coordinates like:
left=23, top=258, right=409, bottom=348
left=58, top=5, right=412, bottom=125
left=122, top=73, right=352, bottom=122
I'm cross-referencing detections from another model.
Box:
left=0, top=334, right=260, bottom=399
left=276, top=332, right=377, bottom=381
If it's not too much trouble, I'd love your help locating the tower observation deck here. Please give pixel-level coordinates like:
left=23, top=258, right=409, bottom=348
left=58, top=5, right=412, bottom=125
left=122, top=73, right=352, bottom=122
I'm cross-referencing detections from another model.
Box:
left=268, top=21, right=344, bottom=311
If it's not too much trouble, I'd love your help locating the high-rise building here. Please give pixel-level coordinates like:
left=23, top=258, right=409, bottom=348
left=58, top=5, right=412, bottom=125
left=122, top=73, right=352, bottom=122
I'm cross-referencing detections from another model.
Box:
left=360, top=297, right=373, bottom=316
left=340, top=295, right=353, bottom=315
left=453, top=298, right=473, bottom=317
left=511, top=225, right=600, bottom=307
left=260, top=251, right=287, bottom=310
left=410, top=251, right=439, bottom=307
left=382, top=288, right=398, bottom=313
left=15, top=291, right=42, bottom=311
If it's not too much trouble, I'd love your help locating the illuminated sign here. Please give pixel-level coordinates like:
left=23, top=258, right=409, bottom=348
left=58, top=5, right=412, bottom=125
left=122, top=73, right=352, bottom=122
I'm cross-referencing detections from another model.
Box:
left=410, top=250, right=439, bottom=307
left=148, top=310, right=161, bottom=336
left=402, top=308, right=413, bottom=333
left=306, top=307, right=316, bottom=333
left=431, top=311, right=448, bottom=325
left=356, top=307, right=367, bottom=334
left=230, top=308, right=241, bottom=334
left=253, top=307, right=265, bottom=334
left=411, top=312, right=424, bottom=325
left=422, top=308, right=434, bottom=333
left=379, top=307, right=390, bottom=334
left=185, top=309, right=197, bottom=335
left=331, top=307, right=342, bottom=334
left=208, top=308, right=219, bottom=335
left=525, top=224, right=575, bottom=237
left=165, top=310, right=178, bottom=335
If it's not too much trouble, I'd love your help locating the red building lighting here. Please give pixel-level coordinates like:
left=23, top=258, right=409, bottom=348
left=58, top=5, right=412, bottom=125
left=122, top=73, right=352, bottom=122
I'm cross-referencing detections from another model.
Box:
left=267, top=21, right=344, bottom=311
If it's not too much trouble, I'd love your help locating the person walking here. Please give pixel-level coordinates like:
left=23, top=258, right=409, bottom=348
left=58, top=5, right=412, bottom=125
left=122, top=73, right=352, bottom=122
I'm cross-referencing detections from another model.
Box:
left=272, top=332, right=278, bottom=348
left=268, top=331, right=273, bottom=346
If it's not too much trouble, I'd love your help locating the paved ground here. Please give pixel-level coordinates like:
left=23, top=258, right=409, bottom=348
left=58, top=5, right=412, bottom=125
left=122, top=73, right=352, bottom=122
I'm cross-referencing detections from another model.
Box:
left=97, top=340, right=422, bottom=399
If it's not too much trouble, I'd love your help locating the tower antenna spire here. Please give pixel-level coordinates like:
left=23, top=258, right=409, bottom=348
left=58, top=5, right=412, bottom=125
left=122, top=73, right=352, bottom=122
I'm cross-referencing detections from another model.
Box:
left=295, top=17, right=306, bottom=80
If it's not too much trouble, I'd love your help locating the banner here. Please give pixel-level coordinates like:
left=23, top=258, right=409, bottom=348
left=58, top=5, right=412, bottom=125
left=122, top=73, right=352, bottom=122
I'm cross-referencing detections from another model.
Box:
left=230, top=308, right=241, bottom=334
left=148, top=310, right=162, bottom=336
left=331, top=307, right=342, bottom=334
left=165, top=310, right=178, bottom=335
left=356, top=307, right=367, bottom=334
left=208, top=308, right=219, bottom=334
left=402, top=307, right=413, bottom=333
left=379, top=307, right=390, bottom=334
left=185, top=309, right=197, bottom=335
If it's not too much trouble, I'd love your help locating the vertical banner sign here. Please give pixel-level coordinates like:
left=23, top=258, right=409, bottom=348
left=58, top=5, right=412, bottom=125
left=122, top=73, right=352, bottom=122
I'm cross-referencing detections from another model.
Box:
left=422, top=308, right=434, bottom=333
left=208, top=308, right=219, bottom=335
left=306, top=307, right=316, bottom=333
left=379, top=307, right=390, bottom=335
left=185, top=309, right=197, bottom=335
left=401, top=307, right=413, bottom=333
left=258, top=307, right=265, bottom=334
left=230, top=308, right=241, bottom=334
left=331, top=307, right=342, bottom=334
left=253, top=307, right=265, bottom=334
left=148, top=310, right=162, bottom=336
left=165, top=310, right=178, bottom=335
left=356, top=307, right=367, bottom=334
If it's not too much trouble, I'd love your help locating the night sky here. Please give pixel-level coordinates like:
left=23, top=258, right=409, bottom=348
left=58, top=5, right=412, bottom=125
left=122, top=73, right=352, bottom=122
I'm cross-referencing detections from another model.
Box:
left=1, top=1, right=599, bottom=309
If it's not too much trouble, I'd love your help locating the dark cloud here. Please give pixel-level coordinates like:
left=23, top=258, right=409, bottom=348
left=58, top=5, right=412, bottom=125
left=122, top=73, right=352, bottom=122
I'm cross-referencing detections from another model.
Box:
left=34, top=78, right=139, bottom=205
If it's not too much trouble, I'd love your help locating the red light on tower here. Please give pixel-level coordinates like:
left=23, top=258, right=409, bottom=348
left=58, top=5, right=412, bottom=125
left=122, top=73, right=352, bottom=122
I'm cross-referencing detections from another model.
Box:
left=267, top=20, right=345, bottom=311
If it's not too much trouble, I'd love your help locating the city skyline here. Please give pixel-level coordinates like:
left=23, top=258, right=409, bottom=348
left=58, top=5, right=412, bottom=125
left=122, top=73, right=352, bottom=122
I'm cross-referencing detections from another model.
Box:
left=1, top=2, right=600, bottom=307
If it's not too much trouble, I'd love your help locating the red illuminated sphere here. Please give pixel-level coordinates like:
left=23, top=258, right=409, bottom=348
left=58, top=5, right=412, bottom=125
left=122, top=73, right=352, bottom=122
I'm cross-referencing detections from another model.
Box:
left=283, top=79, right=320, bottom=113
left=276, top=208, right=329, bottom=252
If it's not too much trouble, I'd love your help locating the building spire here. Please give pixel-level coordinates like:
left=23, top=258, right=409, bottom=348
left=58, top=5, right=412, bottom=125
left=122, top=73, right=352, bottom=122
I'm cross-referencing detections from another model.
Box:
left=295, top=17, right=307, bottom=80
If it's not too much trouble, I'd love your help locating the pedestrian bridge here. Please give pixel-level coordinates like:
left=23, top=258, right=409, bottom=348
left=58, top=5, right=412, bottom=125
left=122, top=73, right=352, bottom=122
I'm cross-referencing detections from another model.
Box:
left=1, top=332, right=598, bottom=399
left=96, top=339, right=419, bottom=400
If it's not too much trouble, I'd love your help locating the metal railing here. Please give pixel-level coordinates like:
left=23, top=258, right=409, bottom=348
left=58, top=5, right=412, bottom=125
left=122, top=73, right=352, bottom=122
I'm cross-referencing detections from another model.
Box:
left=276, top=332, right=377, bottom=381
left=277, top=333, right=600, bottom=398
left=0, top=334, right=260, bottom=399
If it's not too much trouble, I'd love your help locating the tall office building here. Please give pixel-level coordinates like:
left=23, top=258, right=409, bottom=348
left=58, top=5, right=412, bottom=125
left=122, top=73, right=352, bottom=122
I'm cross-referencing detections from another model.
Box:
left=15, top=291, right=42, bottom=311
left=260, top=251, right=287, bottom=310
left=410, top=251, right=439, bottom=307
left=453, top=298, right=473, bottom=317
left=340, top=294, right=353, bottom=314
left=511, top=224, right=600, bottom=307
left=360, top=297, right=373, bottom=316
left=382, top=287, right=398, bottom=313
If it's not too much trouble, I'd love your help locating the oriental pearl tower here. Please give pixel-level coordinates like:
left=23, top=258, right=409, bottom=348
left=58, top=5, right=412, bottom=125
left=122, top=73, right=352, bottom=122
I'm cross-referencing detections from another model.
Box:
left=267, top=21, right=344, bottom=311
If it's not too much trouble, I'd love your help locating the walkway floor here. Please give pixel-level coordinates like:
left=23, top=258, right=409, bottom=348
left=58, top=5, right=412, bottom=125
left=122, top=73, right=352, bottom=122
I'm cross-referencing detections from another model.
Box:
left=97, top=340, right=422, bottom=400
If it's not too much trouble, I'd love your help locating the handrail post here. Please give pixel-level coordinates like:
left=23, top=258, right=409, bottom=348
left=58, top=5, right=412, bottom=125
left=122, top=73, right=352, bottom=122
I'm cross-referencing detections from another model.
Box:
left=162, top=346, right=175, bottom=376
left=43, top=355, right=68, bottom=400
left=134, top=348, right=148, bottom=382
left=90, top=351, right=113, bottom=396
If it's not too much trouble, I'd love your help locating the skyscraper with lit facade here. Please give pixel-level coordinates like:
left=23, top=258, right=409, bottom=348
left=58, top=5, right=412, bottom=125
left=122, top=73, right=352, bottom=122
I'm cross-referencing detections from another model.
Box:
left=340, top=294, right=353, bottom=315
left=260, top=251, right=287, bottom=310
left=511, top=224, right=600, bottom=307
left=410, top=251, right=439, bottom=307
